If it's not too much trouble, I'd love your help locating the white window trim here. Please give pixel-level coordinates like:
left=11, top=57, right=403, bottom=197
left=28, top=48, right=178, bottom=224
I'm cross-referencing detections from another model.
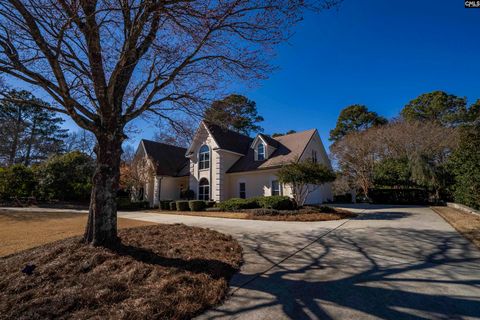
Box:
left=239, top=181, right=246, bottom=199
left=256, top=143, right=266, bottom=161
left=198, top=145, right=210, bottom=170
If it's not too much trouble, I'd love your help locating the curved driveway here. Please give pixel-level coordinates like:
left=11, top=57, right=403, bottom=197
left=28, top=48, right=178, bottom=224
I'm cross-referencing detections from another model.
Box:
left=119, top=205, right=480, bottom=320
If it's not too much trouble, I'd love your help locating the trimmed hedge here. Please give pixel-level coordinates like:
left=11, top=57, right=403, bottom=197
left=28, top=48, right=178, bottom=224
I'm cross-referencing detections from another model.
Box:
left=176, top=200, right=190, bottom=211
left=257, top=196, right=296, bottom=210
left=189, top=200, right=206, bottom=211
left=169, top=201, right=177, bottom=211
left=369, top=188, right=429, bottom=205
left=216, top=198, right=260, bottom=211
left=217, top=196, right=296, bottom=211
left=333, top=194, right=353, bottom=203
left=160, top=200, right=172, bottom=210
left=205, top=201, right=216, bottom=208
left=117, top=198, right=149, bottom=211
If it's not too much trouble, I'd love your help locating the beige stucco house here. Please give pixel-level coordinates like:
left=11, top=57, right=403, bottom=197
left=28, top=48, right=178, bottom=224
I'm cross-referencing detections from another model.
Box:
left=135, top=121, right=333, bottom=207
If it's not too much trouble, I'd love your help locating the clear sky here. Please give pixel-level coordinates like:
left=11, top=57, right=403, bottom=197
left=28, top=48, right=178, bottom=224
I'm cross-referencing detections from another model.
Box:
left=7, top=0, right=480, bottom=150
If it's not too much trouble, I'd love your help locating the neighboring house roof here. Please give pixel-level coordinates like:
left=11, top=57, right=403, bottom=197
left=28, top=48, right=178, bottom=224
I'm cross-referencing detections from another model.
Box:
left=227, top=129, right=317, bottom=173
left=204, top=122, right=253, bottom=155
left=141, top=139, right=189, bottom=177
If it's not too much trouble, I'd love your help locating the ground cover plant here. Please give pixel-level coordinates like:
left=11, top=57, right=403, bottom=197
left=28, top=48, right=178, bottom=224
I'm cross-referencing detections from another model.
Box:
left=0, top=224, right=242, bottom=319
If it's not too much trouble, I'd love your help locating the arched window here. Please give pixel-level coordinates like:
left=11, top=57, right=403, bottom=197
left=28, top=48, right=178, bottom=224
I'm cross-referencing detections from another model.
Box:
left=198, top=178, right=210, bottom=200
left=257, top=143, right=265, bottom=161
left=199, top=145, right=210, bottom=170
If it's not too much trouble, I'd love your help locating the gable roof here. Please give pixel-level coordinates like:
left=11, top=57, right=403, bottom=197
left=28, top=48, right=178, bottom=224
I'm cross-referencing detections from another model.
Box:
left=141, top=139, right=189, bottom=177
left=255, top=133, right=280, bottom=149
left=227, top=129, right=317, bottom=173
left=203, top=121, right=253, bottom=154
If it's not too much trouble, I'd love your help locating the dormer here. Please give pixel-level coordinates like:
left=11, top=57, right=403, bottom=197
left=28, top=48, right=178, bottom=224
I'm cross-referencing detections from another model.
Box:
left=251, top=134, right=279, bottom=161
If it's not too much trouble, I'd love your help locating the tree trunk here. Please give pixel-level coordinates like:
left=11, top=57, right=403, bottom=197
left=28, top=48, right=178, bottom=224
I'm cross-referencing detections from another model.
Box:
left=83, top=133, right=123, bottom=246
left=8, top=107, right=22, bottom=165
left=24, top=117, right=36, bottom=166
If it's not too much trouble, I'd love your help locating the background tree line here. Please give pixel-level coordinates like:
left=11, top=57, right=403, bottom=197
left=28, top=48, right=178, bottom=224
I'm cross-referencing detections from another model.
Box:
left=0, top=89, right=97, bottom=203
left=330, top=90, right=480, bottom=209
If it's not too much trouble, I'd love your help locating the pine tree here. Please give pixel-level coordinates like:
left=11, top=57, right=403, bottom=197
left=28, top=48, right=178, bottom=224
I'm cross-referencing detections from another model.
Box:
left=0, top=90, right=67, bottom=166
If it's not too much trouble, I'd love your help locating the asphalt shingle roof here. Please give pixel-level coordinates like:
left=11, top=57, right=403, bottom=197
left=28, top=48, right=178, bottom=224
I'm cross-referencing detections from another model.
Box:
left=227, top=129, right=316, bottom=173
left=141, top=139, right=189, bottom=177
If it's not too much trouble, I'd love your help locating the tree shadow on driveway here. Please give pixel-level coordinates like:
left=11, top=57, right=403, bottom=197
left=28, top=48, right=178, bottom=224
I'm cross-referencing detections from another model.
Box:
left=207, top=224, right=480, bottom=319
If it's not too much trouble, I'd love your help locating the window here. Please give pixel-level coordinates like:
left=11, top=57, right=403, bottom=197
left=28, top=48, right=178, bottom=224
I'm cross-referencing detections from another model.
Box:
left=239, top=182, right=246, bottom=199
left=199, top=178, right=210, bottom=200
left=312, top=150, right=318, bottom=163
left=271, top=180, right=280, bottom=196
left=257, top=143, right=265, bottom=161
left=199, top=145, right=210, bottom=170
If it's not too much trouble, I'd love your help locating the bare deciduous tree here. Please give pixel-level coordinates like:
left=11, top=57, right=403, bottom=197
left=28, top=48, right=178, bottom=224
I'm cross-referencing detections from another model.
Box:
left=331, top=120, right=458, bottom=201
left=0, top=0, right=340, bottom=245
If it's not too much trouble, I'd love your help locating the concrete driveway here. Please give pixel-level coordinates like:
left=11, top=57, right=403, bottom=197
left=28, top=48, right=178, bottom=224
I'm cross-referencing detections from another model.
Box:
left=120, top=205, right=480, bottom=320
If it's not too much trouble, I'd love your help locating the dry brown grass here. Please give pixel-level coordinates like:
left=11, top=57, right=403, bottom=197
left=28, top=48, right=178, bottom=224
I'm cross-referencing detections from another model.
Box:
left=0, top=209, right=153, bottom=257
left=154, top=208, right=355, bottom=222
left=0, top=224, right=242, bottom=320
left=432, top=206, right=480, bottom=249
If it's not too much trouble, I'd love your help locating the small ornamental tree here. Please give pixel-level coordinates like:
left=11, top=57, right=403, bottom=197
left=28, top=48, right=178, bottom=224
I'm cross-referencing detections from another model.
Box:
left=119, top=157, right=155, bottom=201
left=277, top=160, right=336, bottom=206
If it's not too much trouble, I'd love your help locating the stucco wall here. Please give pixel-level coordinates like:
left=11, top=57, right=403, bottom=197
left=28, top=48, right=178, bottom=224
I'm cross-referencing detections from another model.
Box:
left=188, top=125, right=219, bottom=201
left=226, top=169, right=290, bottom=199
left=298, top=132, right=333, bottom=204
left=159, top=176, right=189, bottom=201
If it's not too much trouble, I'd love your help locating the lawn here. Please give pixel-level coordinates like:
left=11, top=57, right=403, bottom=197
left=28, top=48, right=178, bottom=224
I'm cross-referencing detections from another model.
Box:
left=0, top=209, right=154, bottom=257
left=432, top=206, right=480, bottom=249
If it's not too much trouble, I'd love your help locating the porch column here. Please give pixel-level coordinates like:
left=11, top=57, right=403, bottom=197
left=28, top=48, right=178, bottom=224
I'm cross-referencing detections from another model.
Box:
left=153, top=176, right=161, bottom=207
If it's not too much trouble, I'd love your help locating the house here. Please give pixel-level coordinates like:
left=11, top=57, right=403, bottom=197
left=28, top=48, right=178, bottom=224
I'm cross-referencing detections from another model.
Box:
left=134, top=121, right=333, bottom=207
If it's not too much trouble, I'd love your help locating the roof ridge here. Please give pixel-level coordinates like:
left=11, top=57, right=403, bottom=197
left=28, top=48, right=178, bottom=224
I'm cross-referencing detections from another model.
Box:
left=202, top=120, right=252, bottom=140
left=272, top=128, right=316, bottom=140
left=141, top=139, right=187, bottom=151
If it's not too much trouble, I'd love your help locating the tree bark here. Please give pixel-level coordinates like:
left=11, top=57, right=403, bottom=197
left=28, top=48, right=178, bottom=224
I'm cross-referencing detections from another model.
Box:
left=83, top=133, right=123, bottom=246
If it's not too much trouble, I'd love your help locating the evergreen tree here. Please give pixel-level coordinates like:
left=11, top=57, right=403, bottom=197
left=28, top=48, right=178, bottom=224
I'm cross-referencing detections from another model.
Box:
left=401, top=91, right=468, bottom=127
left=449, top=124, right=480, bottom=209
left=204, top=94, right=264, bottom=136
left=330, top=105, right=387, bottom=142
left=0, top=90, right=67, bottom=166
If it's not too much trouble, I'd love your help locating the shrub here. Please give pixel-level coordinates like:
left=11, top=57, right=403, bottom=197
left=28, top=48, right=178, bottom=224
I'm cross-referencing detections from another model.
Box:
left=176, top=200, right=190, bottom=211
left=205, top=201, right=216, bottom=208
left=117, top=198, right=149, bottom=210
left=0, top=164, right=36, bottom=201
left=188, top=200, right=206, bottom=211
left=333, top=194, right=353, bottom=203
left=169, top=201, right=177, bottom=211
left=160, top=200, right=172, bottom=210
left=180, top=189, right=195, bottom=200
left=217, top=198, right=260, bottom=211
left=35, top=151, right=94, bottom=201
left=206, top=207, right=220, bottom=212
left=369, top=188, right=429, bottom=204
left=257, top=196, right=296, bottom=210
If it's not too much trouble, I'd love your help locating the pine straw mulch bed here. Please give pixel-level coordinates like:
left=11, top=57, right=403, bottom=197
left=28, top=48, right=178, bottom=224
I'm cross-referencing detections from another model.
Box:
left=157, top=207, right=355, bottom=222
left=0, top=224, right=243, bottom=320
left=432, top=206, right=480, bottom=249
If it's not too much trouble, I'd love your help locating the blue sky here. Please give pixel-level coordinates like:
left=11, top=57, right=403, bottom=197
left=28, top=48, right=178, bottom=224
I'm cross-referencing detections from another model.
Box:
left=7, top=0, right=480, bottom=150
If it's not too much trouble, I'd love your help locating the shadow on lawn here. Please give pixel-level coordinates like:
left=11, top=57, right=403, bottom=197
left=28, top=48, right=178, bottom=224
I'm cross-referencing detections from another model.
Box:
left=207, top=214, right=480, bottom=319
left=108, top=242, right=239, bottom=280
left=0, top=209, right=85, bottom=221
